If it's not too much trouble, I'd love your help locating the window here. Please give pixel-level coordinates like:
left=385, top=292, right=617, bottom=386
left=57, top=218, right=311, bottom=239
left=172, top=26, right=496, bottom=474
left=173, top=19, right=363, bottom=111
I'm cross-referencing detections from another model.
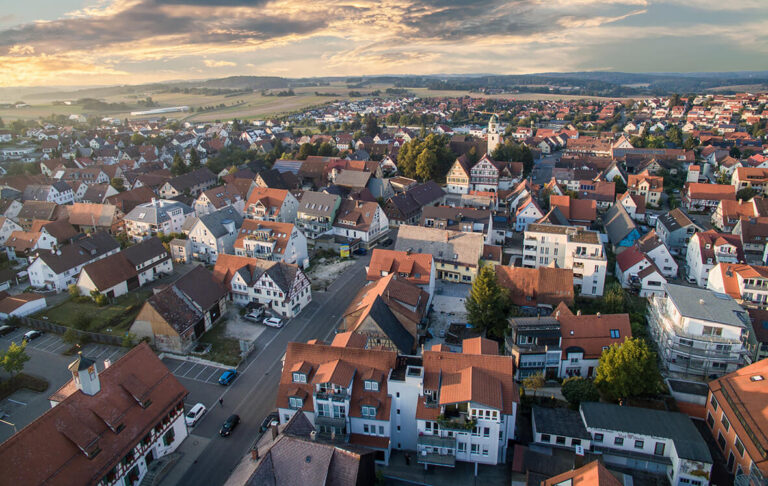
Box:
left=556, top=436, right=566, bottom=445
left=379, top=426, right=384, bottom=435
left=363, top=424, right=369, bottom=433
left=472, top=426, right=480, bottom=437
left=635, top=440, right=644, bottom=449
left=289, top=397, right=303, bottom=409
left=722, top=414, right=731, bottom=432
left=364, top=380, right=379, bottom=391
left=292, top=372, right=306, bottom=383
left=162, top=429, right=175, bottom=447
left=614, top=437, right=624, bottom=446
left=541, top=434, right=551, bottom=442
left=483, top=427, right=490, bottom=438
left=610, top=329, right=620, bottom=339
left=654, top=442, right=666, bottom=455
left=735, top=437, right=745, bottom=456
left=702, top=326, right=723, bottom=337
left=362, top=406, right=377, bottom=418
left=482, top=447, right=489, bottom=456
left=706, top=412, right=715, bottom=428
left=593, top=433, right=603, bottom=442
left=572, top=439, right=581, bottom=446
left=470, top=444, right=478, bottom=454
left=710, top=395, right=718, bottom=411
left=458, top=442, right=466, bottom=453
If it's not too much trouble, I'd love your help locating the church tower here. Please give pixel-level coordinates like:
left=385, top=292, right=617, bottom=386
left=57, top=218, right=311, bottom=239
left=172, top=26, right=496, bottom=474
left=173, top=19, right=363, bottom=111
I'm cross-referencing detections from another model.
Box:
left=487, top=114, right=502, bottom=155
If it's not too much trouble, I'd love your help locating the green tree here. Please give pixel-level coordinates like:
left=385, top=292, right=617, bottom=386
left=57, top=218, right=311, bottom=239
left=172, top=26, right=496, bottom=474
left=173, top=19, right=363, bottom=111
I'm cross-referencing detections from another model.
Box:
left=68, top=284, right=80, bottom=298
left=364, top=115, right=379, bottom=137
left=465, top=266, right=509, bottom=339
left=415, top=148, right=437, bottom=181
left=189, top=149, right=201, bottom=169
left=603, top=282, right=627, bottom=314
left=62, top=328, right=82, bottom=347
left=595, top=338, right=663, bottom=403
left=1, top=341, right=30, bottom=377
left=561, top=377, right=600, bottom=409
left=613, top=175, right=627, bottom=194
left=317, top=142, right=334, bottom=157
left=130, top=133, right=146, bottom=145
left=110, top=177, right=125, bottom=192
left=297, top=143, right=317, bottom=160
left=122, top=332, right=137, bottom=348
left=730, top=146, right=741, bottom=159
left=170, top=153, right=188, bottom=176
left=522, top=372, right=545, bottom=398
left=737, top=187, right=758, bottom=201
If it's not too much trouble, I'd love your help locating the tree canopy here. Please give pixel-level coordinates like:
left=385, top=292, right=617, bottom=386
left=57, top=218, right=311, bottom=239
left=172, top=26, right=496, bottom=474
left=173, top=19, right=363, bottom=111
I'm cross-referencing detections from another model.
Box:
left=594, top=337, right=663, bottom=403
left=465, top=266, right=510, bottom=339
left=396, top=134, right=454, bottom=181
left=1, top=341, right=30, bottom=376
left=561, top=377, right=600, bottom=409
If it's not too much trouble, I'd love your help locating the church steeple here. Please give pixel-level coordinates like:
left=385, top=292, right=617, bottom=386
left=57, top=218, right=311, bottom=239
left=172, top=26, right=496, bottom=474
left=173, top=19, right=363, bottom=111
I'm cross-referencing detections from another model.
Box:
left=487, top=114, right=502, bottom=154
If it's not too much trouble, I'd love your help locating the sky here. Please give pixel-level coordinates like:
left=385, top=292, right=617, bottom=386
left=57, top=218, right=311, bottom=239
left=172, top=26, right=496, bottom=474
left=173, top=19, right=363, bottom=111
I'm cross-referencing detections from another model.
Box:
left=0, top=0, right=767, bottom=87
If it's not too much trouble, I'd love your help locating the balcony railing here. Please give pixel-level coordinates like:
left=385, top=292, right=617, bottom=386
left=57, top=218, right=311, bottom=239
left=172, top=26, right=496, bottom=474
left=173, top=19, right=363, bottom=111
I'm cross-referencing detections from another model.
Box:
left=437, top=413, right=476, bottom=431
left=647, top=305, right=740, bottom=345
left=315, top=415, right=347, bottom=428
left=316, top=390, right=348, bottom=401
left=417, top=452, right=456, bottom=467
left=417, top=435, right=456, bottom=448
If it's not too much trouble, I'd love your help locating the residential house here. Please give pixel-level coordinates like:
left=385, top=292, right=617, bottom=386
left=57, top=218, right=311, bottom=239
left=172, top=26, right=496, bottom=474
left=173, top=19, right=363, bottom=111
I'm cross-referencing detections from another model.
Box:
left=105, top=186, right=156, bottom=214
left=708, top=263, right=768, bottom=308
left=4, top=230, right=58, bottom=262
left=656, top=208, right=700, bottom=253
left=394, top=225, right=486, bottom=284
left=0, top=216, right=22, bottom=245
left=445, top=155, right=472, bottom=194
left=648, top=283, right=753, bottom=379
left=245, top=187, right=299, bottom=223
left=212, top=254, right=311, bottom=318
left=23, top=182, right=75, bottom=205
left=130, top=265, right=228, bottom=353
left=685, top=230, right=744, bottom=287
left=233, top=219, right=308, bottom=265
left=706, top=359, right=768, bottom=480
left=193, top=184, right=245, bottom=217
left=732, top=217, right=768, bottom=254
left=333, top=200, right=389, bottom=245
left=295, top=191, right=341, bottom=241
left=549, top=195, right=596, bottom=227
left=604, top=203, right=641, bottom=251
left=683, top=183, right=736, bottom=212
left=17, top=200, right=62, bottom=230
left=711, top=197, right=768, bottom=232
left=732, top=167, right=768, bottom=194
left=420, top=206, right=493, bottom=243
left=636, top=230, right=678, bottom=278
left=27, top=231, right=120, bottom=292
left=541, top=459, right=621, bottom=486
left=614, top=246, right=667, bottom=297
left=181, top=206, right=243, bottom=264
left=495, top=266, right=574, bottom=314
left=76, top=237, right=172, bottom=299
left=0, top=344, right=188, bottom=486
left=0, top=293, right=47, bottom=319
left=80, top=183, right=118, bottom=204
left=522, top=224, right=607, bottom=297
left=66, top=202, right=121, bottom=234
left=627, top=170, right=663, bottom=207
left=367, top=249, right=436, bottom=305
left=514, top=197, right=545, bottom=232
left=124, top=199, right=194, bottom=242
left=157, top=167, right=217, bottom=198
left=384, top=182, right=445, bottom=227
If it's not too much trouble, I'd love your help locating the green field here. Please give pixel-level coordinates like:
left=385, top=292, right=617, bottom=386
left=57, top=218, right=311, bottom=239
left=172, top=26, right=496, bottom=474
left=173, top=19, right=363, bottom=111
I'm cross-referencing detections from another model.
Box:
left=33, top=289, right=152, bottom=336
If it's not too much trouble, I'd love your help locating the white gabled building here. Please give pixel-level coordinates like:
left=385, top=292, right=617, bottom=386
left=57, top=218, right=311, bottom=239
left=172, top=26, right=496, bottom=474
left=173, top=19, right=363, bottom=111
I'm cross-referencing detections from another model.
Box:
left=180, top=206, right=243, bottom=264
left=124, top=199, right=194, bottom=242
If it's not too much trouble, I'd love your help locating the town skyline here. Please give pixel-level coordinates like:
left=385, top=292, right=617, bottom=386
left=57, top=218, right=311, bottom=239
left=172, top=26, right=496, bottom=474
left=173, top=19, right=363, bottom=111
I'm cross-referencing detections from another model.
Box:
left=1, top=0, right=767, bottom=87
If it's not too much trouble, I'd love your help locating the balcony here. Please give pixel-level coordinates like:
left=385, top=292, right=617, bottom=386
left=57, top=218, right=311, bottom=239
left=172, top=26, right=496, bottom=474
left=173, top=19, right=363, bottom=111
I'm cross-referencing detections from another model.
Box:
left=647, top=305, right=739, bottom=345
left=315, top=415, right=347, bottom=428
left=317, top=430, right=349, bottom=442
left=437, top=412, right=476, bottom=431
left=524, top=245, right=537, bottom=251
left=316, top=389, right=349, bottom=401
left=417, top=451, right=456, bottom=467
left=417, top=434, right=456, bottom=448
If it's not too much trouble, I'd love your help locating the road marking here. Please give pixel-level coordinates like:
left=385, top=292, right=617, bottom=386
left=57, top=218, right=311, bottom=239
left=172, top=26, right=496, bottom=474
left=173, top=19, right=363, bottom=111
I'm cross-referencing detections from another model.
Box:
left=105, top=348, right=123, bottom=361
left=7, top=399, right=26, bottom=406
left=183, top=364, right=203, bottom=377
left=169, top=360, right=187, bottom=373
left=193, top=366, right=209, bottom=380
left=204, top=368, right=219, bottom=382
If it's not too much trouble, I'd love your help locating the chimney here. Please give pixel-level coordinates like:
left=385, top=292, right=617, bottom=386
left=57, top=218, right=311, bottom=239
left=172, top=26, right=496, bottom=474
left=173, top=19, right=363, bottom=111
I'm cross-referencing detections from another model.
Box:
left=270, top=424, right=279, bottom=441
left=310, top=431, right=317, bottom=441
left=596, top=312, right=601, bottom=318
left=576, top=310, right=581, bottom=316
left=103, top=358, right=111, bottom=369
left=251, top=448, right=260, bottom=461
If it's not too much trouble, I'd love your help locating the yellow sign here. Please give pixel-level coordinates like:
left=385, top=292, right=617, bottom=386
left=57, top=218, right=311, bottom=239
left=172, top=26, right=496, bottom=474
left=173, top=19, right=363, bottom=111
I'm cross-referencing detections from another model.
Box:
left=340, top=244, right=350, bottom=258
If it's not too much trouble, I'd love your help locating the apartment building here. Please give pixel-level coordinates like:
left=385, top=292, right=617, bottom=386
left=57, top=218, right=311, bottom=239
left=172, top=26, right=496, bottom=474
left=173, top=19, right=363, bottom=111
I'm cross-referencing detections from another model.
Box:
left=732, top=167, right=768, bottom=194
left=123, top=199, right=194, bottom=242
left=276, top=334, right=519, bottom=474
left=522, top=223, right=607, bottom=297
left=0, top=344, right=188, bottom=486
left=394, top=225, right=486, bottom=284
left=685, top=230, right=744, bottom=287
left=656, top=208, right=700, bottom=252
left=181, top=206, right=243, bottom=264
left=648, top=283, right=753, bottom=380
left=706, top=359, right=768, bottom=481
left=245, top=187, right=299, bottom=223
left=233, top=219, right=308, bottom=265
left=708, top=263, right=768, bottom=308
left=627, top=170, right=663, bottom=206
left=296, top=191, right=341, bottom=240
left=333, top=199, right=389, bottom=245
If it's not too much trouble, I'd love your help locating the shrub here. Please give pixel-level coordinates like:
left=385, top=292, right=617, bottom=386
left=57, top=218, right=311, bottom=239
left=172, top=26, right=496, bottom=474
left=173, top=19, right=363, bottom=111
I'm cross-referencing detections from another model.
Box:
left=561, top=377, right=600, bottom=409
left=68, top=284, right=80, bottom=297
left=72, top=312, right=93, bottom=331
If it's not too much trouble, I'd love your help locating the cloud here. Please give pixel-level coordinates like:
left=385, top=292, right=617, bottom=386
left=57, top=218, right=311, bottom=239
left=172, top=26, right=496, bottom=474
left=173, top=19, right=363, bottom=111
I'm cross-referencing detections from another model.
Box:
left=8, top=44, right=34, bottom=55
left=203, top=59, right=236, bottom=67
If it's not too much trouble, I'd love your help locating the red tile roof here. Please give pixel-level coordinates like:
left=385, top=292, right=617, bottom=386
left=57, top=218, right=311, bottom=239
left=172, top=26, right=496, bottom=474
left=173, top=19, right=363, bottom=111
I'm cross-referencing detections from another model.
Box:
left=558, top=311, right=631, bottom=359
left=542, top=460, right=622, bottom=486
left=496, top=266, right=574, bottom=308
left=367, top=249, right=432, bottom=286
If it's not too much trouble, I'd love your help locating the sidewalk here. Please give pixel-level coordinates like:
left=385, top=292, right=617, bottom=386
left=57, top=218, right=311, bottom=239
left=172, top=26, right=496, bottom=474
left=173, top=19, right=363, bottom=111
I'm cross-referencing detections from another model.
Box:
left=160, top=434, right=211, bottom=486
left=380, top=450, right=511, bottom=486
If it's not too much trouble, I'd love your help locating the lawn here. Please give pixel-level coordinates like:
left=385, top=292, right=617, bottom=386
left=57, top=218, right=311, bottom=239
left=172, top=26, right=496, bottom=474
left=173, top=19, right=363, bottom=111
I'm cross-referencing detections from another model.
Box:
left=197, top=322, right=242, bottom=367
left=33, top=289, right=152, bottom=336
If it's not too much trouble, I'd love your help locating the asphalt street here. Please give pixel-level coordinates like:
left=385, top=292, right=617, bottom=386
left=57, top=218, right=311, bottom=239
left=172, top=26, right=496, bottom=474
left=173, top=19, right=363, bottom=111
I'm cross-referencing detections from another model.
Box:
left=174, top=253, right=370, bottom=486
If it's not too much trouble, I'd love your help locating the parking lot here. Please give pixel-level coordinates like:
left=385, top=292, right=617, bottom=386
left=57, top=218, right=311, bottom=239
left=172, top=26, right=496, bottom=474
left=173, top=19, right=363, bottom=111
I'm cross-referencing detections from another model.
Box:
left=163, top=357, right=231, bottom=386
left=0, top=327, right=127, bottom=363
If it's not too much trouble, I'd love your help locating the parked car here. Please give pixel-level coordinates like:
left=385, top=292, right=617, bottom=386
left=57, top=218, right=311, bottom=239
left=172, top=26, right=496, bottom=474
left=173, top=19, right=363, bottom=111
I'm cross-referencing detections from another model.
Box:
left=219, top=414, right=240, bottom=437
left=263, top=317, right=283, bottom=328
left=185, top=403, right=207, bottom=427
left=22, top=330, right=42, bottom=343
left=381, top=238, right=393, bottom=247
left=353, top=247, right=367, bottom=256
left=244, top=308, right=264, bottom=322
left=260, top=412, right=279, bottom=432
left=218, top=369, right=237, bottom=385
left=0, top=325, right=18, bottom=336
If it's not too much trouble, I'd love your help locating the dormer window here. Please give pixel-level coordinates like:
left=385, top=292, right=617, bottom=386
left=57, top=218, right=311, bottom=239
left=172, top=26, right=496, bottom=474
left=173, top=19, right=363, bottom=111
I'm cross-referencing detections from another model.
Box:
left=293, top=372, right=307, bottom=383
left=289, top=396, right=303, bottom=409
left=362, top=405, right=377, bottom=418
left=364, top=380, right=379, bottom=391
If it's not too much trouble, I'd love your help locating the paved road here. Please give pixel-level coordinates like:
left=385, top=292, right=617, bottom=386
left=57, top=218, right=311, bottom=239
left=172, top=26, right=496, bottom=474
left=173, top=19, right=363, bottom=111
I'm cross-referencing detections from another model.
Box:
left=174, top=254, right=371, bottom=486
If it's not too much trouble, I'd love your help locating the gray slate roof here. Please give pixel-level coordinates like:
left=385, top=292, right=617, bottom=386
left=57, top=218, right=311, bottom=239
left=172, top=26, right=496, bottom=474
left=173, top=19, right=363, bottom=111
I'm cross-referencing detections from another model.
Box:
left=37, top=231, right=119, bottom=274
left=298, top=191, right=340, bottom=218
left=367, top=296, right=414, bottom=354
left=182, top=206, right=243, bottom=238
left=604, top=203, right=636, bottom=245
left=581, top=402, right=712, bottom=463
left=663, top=283, right=748, bottom=328
left=657, top=208, right=696, bottom=233
left=125, top=199, right=193, bottom=224
left=532, top=406, right=591, bottom=440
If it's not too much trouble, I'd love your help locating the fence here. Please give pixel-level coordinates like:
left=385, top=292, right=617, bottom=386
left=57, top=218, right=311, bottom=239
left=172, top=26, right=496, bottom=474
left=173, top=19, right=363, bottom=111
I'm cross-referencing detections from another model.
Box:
left=22, top=317, right=124, bottom=346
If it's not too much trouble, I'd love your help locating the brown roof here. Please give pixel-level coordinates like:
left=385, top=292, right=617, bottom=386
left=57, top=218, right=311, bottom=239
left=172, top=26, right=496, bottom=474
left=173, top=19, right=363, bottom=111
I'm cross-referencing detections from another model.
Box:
left=0, top=293, right=45, bottom=314
left=234, top=220, right=295, bottom=256
left=496, top=266, right=575, bottom=308
left=80, top=253, right=138, bottom=291
left=366, top=249, right=432, bottom=286
left=558, top=311, right=632, bottom=359
left=0, top=343, right=187, bottom=486
left=67, top=203, right=119, bottom=227
left=550, top=195, right=596, bottom=222
left=105, top=186, right=155, bottom=213
left=542, top=460, right=622, bottom=486
left=462, top=337, right=498, bottom=355
left=685, top=182, right=736, bottom=201
left=31, top=218, right=78, bottom=243
left=334, top=199, right=380, bottom=232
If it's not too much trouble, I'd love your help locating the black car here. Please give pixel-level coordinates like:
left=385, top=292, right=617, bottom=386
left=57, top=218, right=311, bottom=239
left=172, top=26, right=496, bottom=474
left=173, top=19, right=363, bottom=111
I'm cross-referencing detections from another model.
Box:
left=0, top=325, right=18, bottom=336
left=259, top=412, right=279, bottom=433
left=381, top=238, right=393, bottom=247
left=219, top=414, right=240, bottom=437
left=22, top=330, right=42, bottom=343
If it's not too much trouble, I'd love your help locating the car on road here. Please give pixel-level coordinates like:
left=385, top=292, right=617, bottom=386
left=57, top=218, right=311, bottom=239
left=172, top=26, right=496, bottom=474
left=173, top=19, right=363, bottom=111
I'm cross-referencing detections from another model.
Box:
left=185, top=403, right=207, bottom=427
left=22, top=330, right=42, bottom=343
left=381, top=238, right=393, bottom=247
left=244, top=307, right=264, bottom=322
left=219, top=414, right=240, bottom=437
left=353, top=247, right=367, bottom=255
left=263, top=317, right=283, bottom=328
left=218, top=369, right=237, bottom=385
left=259, top=412, right=279, bottom=432
left=0, top=325, right=18, bottom=336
